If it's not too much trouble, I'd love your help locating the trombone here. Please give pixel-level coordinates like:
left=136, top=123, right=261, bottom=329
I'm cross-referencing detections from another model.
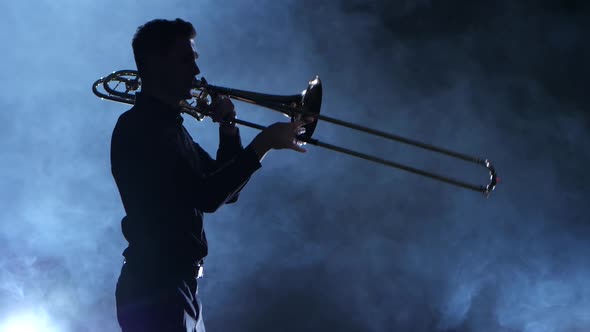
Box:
left=92, top=70, right=498, bottom=197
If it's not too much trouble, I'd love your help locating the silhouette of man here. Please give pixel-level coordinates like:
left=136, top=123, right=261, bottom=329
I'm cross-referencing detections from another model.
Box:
left=111, top=18, right=309, bottom=332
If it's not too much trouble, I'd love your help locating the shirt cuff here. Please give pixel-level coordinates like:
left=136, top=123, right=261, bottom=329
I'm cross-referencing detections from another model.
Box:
left=242, top=145, right=263, bottom=172
left=218, top=126, right=243, bottom=150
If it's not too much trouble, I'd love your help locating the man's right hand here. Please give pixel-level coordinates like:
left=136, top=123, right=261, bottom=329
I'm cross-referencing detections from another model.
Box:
left=249, top=120, right=309, bottom=161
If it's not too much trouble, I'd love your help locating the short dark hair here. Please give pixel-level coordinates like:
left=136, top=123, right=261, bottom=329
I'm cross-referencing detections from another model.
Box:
left=132, top=18, right=196, bottom=76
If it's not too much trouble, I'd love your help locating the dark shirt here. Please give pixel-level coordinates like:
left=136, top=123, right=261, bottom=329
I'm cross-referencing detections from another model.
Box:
left=110, top=93, right=261, bottom=271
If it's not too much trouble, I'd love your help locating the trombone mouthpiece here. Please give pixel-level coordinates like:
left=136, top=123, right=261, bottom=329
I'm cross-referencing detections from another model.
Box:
left=193, top=77, right=208, bottom=89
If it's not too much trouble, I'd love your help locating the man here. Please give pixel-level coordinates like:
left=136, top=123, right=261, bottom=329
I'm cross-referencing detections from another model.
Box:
left=111, top=18, right=310, bottom=332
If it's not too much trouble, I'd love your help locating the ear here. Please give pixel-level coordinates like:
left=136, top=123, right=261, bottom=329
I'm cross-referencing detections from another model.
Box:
left=142, top=52, right=167, bottom=79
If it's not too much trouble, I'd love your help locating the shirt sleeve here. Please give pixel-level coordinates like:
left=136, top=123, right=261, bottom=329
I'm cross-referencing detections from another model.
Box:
left=184, top=126, right=243, bottom=173
left=192, top=127, right=253, bottom=205
left=216, top=126, right=243, bottom=163
left=174, top=126, right=261, bottom=212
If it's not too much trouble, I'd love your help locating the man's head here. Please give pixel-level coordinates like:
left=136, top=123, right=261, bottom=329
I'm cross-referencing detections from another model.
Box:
left=132, top=19, right=200, bottom=101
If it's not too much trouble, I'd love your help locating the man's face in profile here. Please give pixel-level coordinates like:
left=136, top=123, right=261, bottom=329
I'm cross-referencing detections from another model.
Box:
left=157, top=37, right=200, bottom=101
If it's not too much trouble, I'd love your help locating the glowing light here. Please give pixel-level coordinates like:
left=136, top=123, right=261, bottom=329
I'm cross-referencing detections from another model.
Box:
left=0, top=310, right=61, bottom=332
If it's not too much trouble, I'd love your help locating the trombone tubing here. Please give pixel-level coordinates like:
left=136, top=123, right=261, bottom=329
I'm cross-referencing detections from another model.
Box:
left=93, top=74, right=498, bottom=197
left=202, top=83, right=497, bottom=196
left=187, top=114, right=497, bottom=196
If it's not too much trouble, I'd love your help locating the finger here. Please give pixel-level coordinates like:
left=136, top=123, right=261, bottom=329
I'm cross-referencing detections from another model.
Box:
left=214, top=95, right=233, bottom=109
left=290, top=119, right=306, bottom=129
left=223, top=110, right=237, bottom=125
left=210, top=94, right=221, bottom=107
left=290, top=143, right=307, bottom=153
left=290, top=138, right=307, bottom=152
left=219, top=96, right=233, bottom=107
left=223, top=109, right=236, bottom=118
left=226, top=98, right=235, bottom=109
left=212, top=99, right=234, bottom=122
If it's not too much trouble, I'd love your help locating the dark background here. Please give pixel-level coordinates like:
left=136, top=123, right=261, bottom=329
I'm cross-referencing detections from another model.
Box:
left=0, top=1, right=588, bottom=331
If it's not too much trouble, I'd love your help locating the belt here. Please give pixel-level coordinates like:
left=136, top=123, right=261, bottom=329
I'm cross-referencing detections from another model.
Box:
left=122, top=259, right=205, bottom=279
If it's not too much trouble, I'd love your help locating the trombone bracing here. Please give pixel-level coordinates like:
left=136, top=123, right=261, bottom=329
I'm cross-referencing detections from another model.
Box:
left=92, top=70, right=498, bottom=197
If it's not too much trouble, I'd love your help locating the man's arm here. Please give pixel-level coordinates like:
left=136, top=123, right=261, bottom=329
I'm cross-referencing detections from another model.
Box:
left=193, top=126, right=249, bottom=205
left=181, top=120, right=307, bottom=213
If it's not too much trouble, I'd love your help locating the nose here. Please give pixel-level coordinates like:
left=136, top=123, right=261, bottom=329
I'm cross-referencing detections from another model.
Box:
left=194, top=63, right=200, bottom=76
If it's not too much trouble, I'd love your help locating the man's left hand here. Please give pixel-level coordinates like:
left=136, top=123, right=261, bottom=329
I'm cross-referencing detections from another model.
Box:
left=209, top=95, right=236, bottom=126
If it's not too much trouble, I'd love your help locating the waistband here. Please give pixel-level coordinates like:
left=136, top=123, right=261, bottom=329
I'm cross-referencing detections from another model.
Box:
left=122, top=258, right=205, bottom=279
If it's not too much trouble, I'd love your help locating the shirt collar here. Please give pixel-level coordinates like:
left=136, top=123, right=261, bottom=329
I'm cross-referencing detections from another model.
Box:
left=134, top=92, right=184, bottom=124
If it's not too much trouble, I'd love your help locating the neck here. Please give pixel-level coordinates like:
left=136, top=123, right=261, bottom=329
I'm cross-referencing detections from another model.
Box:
left=141, top=83, right=181, bottom=110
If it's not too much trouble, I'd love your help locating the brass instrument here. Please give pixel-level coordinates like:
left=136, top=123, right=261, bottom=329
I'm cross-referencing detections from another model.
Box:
left=92, top=70, right=498, bottom=197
